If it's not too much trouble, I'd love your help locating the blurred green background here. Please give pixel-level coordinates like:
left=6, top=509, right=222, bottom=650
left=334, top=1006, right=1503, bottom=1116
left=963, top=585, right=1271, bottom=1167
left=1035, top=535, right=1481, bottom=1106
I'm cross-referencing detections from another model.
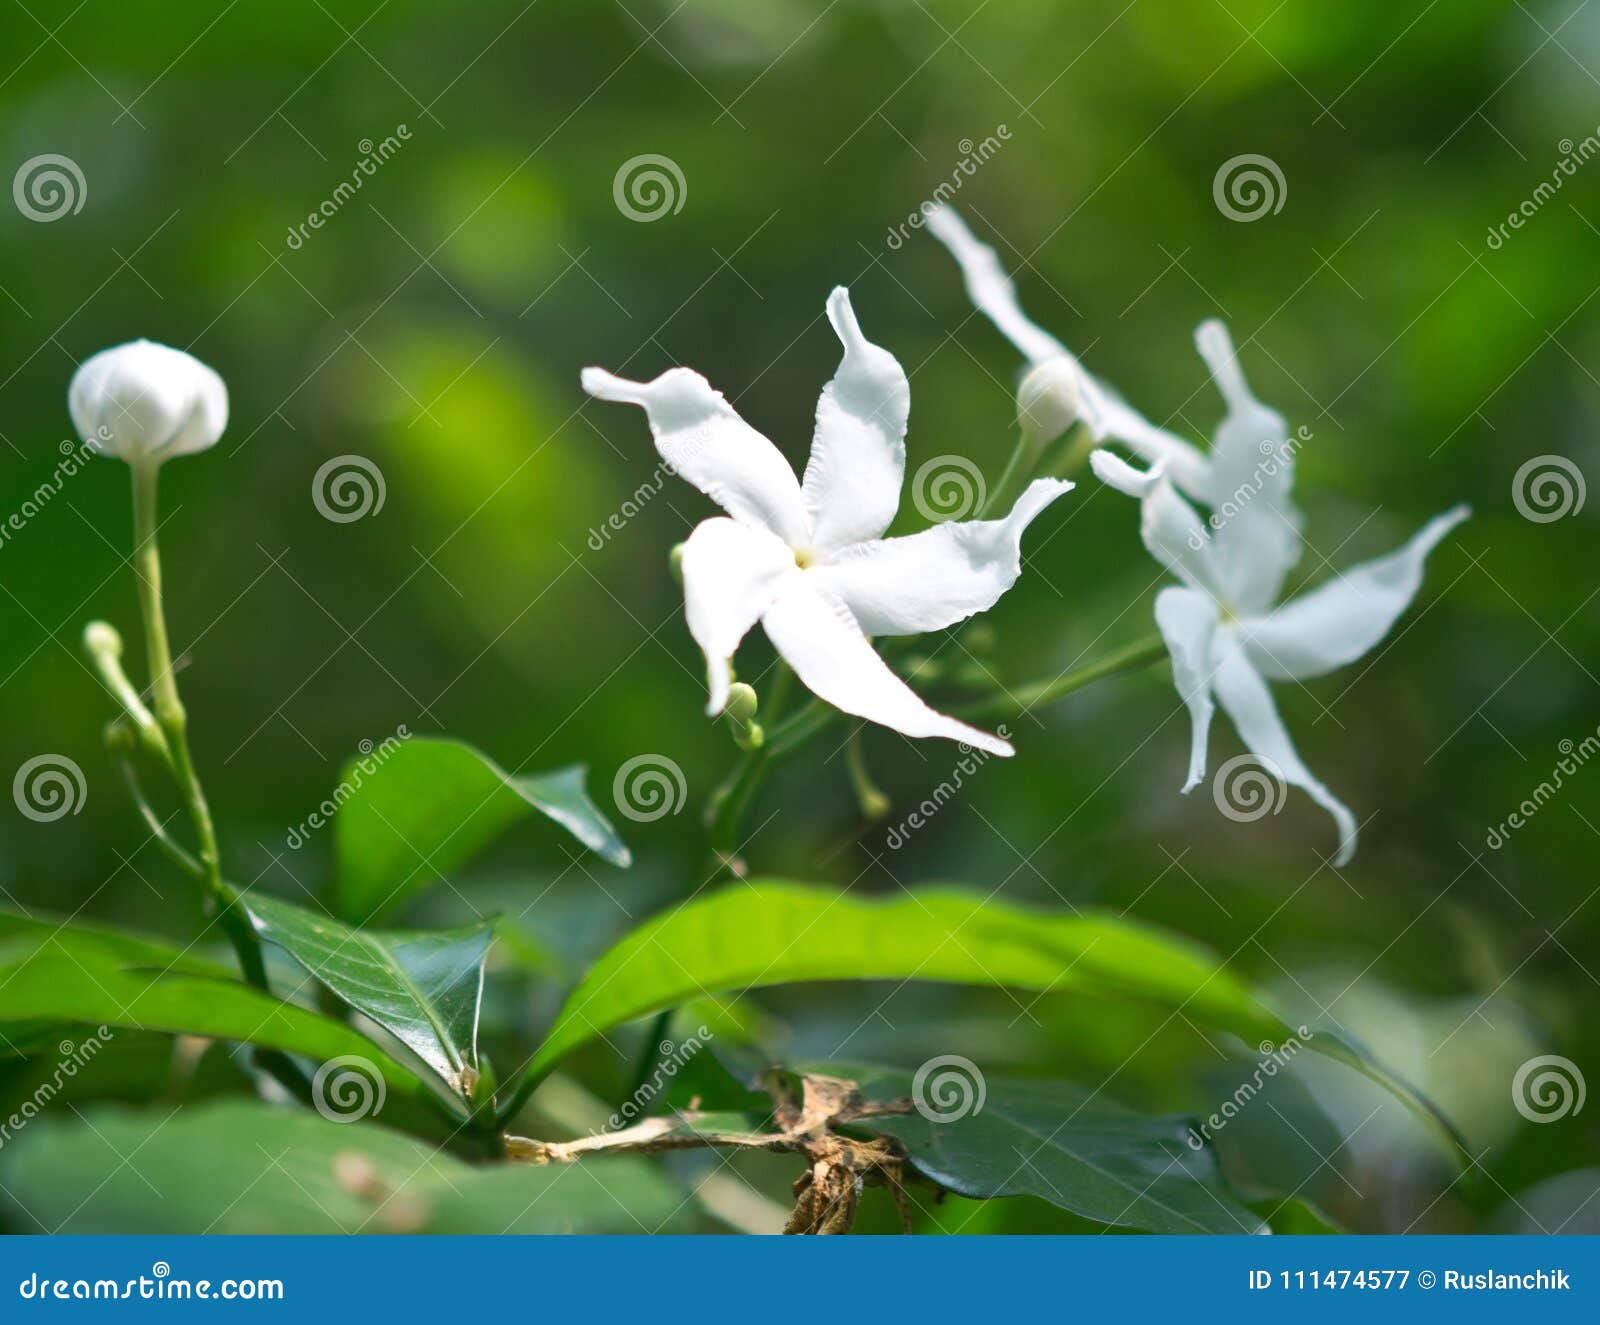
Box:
left=1, top=0, right=1597, bottom=1233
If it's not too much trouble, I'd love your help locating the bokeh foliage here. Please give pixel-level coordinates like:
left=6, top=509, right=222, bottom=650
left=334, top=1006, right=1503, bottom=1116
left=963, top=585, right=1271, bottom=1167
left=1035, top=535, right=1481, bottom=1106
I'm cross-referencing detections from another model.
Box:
left=1, top=0, right=1596, bottom=1232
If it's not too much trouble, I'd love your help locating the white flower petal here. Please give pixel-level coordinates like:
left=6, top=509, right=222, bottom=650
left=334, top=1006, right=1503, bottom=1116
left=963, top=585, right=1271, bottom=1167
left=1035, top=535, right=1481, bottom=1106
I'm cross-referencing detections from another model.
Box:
left=926, top=205, right=1211, bottom=493
left=1237, top=504, right=1470, bottom=682
left=1153, top=586, right=1219, bottom=793
left=810, top=478, right=1072, bottom=636
left=800, top=287, right=910, bottom=555
left=1090, top=450, right=1225, bottom=600
left=1194, top=320, right=1302, bottom=613
left=924, top=205, right=1069, bottom=365
left=1212, top=633, right=1358, bottom=866
left=69, top=340, right=228, bottom=463
left=761, top=576, right=1013, bottom=755
left=680, top=518, right=799, bottom=715
left=581, top=365, right=809, bottom=546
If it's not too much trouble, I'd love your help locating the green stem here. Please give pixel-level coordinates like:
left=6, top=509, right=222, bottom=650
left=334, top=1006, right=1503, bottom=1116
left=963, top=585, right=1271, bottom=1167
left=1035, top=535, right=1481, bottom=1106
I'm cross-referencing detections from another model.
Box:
left=110, top=740, right=204, bottom=881
left=954, top=633, right=1169, bottom=721
left=1040, top=423, right=1096, bottom=483
left=980, top=429, right=1040, bottom=520
left=130, top=461, right=267, bottom=989
left=845, top=731, right=890, bottom=821
left=85, top=625, right=171, bottom=766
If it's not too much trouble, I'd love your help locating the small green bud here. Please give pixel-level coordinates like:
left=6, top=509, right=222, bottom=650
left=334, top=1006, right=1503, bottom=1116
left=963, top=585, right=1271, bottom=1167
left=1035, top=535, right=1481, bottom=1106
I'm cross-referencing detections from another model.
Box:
left=668, top=543, right=685, bottom=585
left=724, top=682, right=763, bottom=750
left=725, top=682, right=758, bottom=724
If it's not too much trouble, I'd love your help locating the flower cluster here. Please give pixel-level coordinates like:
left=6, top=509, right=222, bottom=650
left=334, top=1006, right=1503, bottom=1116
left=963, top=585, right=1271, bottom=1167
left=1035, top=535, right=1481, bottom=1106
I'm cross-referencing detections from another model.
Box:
left=927, top=206, right=1468, bottom=863
left=69, top=204, right=1469, bottom=869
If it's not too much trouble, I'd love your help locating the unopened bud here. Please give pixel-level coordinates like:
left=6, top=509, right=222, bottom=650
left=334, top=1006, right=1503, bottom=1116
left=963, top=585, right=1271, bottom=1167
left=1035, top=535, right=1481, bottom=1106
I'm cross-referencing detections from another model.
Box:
left=1017, top=357, right=1081, bottom=449
left=668, top=543, right=685, bottom=585
left=724, top=682, right=763, bottom=750
left=83, top=620, right=123, bottom=660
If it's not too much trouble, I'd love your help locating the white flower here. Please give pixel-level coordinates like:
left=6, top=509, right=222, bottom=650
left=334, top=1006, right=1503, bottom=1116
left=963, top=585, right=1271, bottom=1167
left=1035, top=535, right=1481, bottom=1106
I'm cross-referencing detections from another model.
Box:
left=582, top=287, right=1072, bottom=756
left=69, top=340, right=228, bottom=465
left=1093, top=447, right=1468, bottom=865
left=928, top=205, right=1265, bottom=508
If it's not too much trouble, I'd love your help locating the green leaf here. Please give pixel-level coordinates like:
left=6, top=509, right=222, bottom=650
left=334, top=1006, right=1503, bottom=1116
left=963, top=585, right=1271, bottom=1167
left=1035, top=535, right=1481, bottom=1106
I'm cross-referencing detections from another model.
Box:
left=0, top=1100, right=689, bottom=1234
left=1253, top=1196, right=1345, bottom=1234
left=245, top=893, right=492, bottom=1100
left=507, top=882, right=1467, bottom=1165
left=517, top=882, right=1283, bottom=1094
left=835, top=1065, right=1266, bottom=1235
left=0, top=910, right=428, bottom=1105
left=332, top=737, right=630, bottom=923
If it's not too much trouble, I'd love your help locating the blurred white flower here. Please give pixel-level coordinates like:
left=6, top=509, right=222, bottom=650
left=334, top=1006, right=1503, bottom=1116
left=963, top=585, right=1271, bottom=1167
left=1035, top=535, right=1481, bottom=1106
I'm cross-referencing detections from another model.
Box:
left=928, top=205, right=1287, bottom=514
left=69, top=339, right=228, bottom=465
left=1093, top=447, right=1468, bottom=865
left=583, top=287, right=1071, bottom=756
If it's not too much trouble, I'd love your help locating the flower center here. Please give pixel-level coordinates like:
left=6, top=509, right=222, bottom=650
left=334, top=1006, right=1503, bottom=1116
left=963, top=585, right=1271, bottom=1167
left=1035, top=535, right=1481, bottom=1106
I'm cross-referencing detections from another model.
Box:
left=793, top=545, right=816, bottom=569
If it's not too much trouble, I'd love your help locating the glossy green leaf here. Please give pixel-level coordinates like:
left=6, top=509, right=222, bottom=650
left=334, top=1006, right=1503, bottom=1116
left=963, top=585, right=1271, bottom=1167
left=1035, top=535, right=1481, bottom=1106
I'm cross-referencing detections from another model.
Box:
left=507, top=882, right=1467, bottom=1165
left=0, top=910, right=428, bottom=1104
left=332, top=737, right=630, bottom=923
left=836, top=1065, right=1265, bottom=1235
left=246, top=893, right=491, bottom=1100
left=0, top=1100, right=689, bottom=1234
left=515, top=882, right=1283, bottom=1097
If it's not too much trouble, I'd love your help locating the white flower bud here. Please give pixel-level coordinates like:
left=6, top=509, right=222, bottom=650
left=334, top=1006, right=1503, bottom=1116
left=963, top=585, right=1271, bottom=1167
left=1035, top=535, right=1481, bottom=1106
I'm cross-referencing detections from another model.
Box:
left=69, top=340, right=228, bottom=465
left=1016, top=357, right=1081, bottom=448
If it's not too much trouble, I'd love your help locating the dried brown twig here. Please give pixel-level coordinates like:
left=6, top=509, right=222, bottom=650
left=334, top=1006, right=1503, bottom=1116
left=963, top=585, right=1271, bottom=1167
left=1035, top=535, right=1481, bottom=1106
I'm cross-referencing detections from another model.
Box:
left=504, top=1070, right=916, bottom=1234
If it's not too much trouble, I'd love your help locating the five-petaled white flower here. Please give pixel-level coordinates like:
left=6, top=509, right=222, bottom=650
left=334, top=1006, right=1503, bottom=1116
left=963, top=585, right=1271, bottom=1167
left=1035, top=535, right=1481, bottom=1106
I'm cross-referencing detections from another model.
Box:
left=1093, top=441, right=1467, bottom=866
left=582, top=287, right=1072, bottom=756
left=70, top=339, right=228, bottom=465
